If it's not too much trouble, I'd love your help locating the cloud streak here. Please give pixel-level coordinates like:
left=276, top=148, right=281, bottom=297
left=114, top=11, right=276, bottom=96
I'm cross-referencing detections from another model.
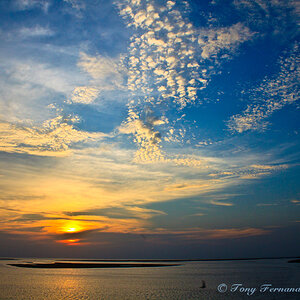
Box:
left=228, top=43, right=299, bottom=133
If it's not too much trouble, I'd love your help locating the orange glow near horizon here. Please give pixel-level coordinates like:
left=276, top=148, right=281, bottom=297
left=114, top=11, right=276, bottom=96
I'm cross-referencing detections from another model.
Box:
left=57, top=239, right=81, bottom=246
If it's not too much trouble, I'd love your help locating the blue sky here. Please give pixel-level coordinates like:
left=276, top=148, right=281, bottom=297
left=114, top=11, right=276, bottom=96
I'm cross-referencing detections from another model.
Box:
left=0, top=0, right=299, bottom=258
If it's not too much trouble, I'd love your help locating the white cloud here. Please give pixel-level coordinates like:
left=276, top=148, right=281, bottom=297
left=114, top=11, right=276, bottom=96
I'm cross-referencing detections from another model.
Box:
left=15, top=0, right=50, bottom=12
left=0, top=115, right=106, bottom=156
left=250, top=164, right=288, bottom=171
left=0, top=58, right=87, bottom=124
left=67, top=52, right=126, bottom=104
left=115, top=0, right=255, bottom=163
left=78, top=52, right=125, bottom=87
left=210, top=200, right=234, bottom=206
left=117, top=0, right=208, bottom=108
left=228, top=43, right=299, bottom=133
left=119, top=109, right=165, bottom=163
left=3, top=60, right=80, bottom=94
left=70, top=86, right=100, bottom=104
left=198, top=23, right=254, bottom=59
left=291, top=200, right=300, bottom=205
left=18, top=26, right=54, bottom=38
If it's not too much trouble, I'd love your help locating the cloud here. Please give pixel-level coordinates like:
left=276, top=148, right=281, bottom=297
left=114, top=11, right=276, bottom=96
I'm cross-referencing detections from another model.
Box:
left=18, top=26, right=54, bottom=38
left=54, top=229, right=100, bottom=240
left=14, top=0, right=50, bottom=12
left=190, top=213, right=205, bottom=217
left=0, top=115, right=106, bottom=156
left=119, top=109, right=165, bottom=163
left=210, top=162, right=290, bottom=180
left=70, top=86, right=100, bottom=104
left=228, top=43, right=299, bottom=133
left=63, top=0, right=85, bottom=11
left=118, top=0, right=206, bottom=108
left=194, top=227, right=269, bottom=239
left=118, top=0, right=254, bottom=109
left=165, top=182, right=211, bottom=192
left=233, top=0, right=300, bottom=36
left=210, top=200, right=234, bottom=206
left=119, top=110, right=209, bottom=166
left=1, top=59, right=81, bottom=96
left=146, top=227, right=270, bottom=240
left=198, top=22, right=254, bottom=59
left=0, top=57, right=91, bottom=126
left=115, top=0, right=255, bottom=164
left=291, top=200, right=300, bottom=204
left=0, top=0, right=297, bottom=250
left=65, top=206, right=166, bottom=220
left=67, top=52, right=126, bottom=105
left=250, top=164, right=288, bottom=170
left=77, top=52, right=125, bottom=88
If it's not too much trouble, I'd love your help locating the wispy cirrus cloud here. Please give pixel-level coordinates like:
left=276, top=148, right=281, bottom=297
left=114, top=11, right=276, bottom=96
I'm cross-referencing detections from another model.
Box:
left=65, top=206, right=166, bottom=220
left=0, top=57, right=89, bottom=125
left=18, top=26, right=55, bottom=38
left=132, top=227, right=271, bottom=242
left=14, top=0, right=50, bottom=12
left=68, top=52, right=126, bottom=104
left=233, top=0, right=300, bottom=35
left=77, top=52, right=125, bottom=87
left=228, top=43, right=299, bottom=133
left=210, top=200, right=234, bottom=207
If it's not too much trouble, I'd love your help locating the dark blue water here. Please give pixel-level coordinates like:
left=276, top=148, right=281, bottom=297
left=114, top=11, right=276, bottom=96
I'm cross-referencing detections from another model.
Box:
left=0, top=258, right=299, bottom=299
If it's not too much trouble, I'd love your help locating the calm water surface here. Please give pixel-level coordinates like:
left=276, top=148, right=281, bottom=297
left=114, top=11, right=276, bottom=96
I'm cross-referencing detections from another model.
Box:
left=0, top=259, right=299, bottom=299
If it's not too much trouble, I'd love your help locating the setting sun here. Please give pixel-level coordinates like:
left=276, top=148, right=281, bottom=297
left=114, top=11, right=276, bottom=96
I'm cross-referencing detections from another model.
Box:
left=66, top=227, right=78, bottom=233
left=61, top=222, right=83, bottom=234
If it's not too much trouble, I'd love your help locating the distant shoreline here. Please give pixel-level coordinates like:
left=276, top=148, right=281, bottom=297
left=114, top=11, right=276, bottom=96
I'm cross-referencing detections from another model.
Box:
left=57, top=256, right=300, bottom=263
left=8, top=262, right=180, bottom=269
left=2, top=256, right=299, bottom=262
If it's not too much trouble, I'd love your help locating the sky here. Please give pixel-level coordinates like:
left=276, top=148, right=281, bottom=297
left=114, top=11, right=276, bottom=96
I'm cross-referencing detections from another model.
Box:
left=0, top=0, right=299, bottom=259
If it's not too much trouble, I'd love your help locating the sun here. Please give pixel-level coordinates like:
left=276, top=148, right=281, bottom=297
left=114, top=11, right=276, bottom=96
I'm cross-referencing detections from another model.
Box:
left=61, top=222, right=83, bottom=233
left=66, top=227, right=77, bottom=232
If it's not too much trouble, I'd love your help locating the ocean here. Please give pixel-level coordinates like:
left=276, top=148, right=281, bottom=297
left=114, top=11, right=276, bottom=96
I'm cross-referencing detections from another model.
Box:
left=0, top=258, right=299, bottom=299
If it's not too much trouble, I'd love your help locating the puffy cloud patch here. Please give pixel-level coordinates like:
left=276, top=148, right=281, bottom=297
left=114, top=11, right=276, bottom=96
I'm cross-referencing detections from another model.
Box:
left=119, top=109, right=165, bottom=163
left=70, top=86, right=100, bottom=104
left=115, top=0, right=254, bottom=162
left=0, top=115, right=106, bottom=156
left=198, top=23, right=253, bottom=59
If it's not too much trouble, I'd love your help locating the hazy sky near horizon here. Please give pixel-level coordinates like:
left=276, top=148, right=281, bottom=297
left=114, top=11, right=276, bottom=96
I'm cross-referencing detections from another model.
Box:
left=0, top=0, right=299, bottom=258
